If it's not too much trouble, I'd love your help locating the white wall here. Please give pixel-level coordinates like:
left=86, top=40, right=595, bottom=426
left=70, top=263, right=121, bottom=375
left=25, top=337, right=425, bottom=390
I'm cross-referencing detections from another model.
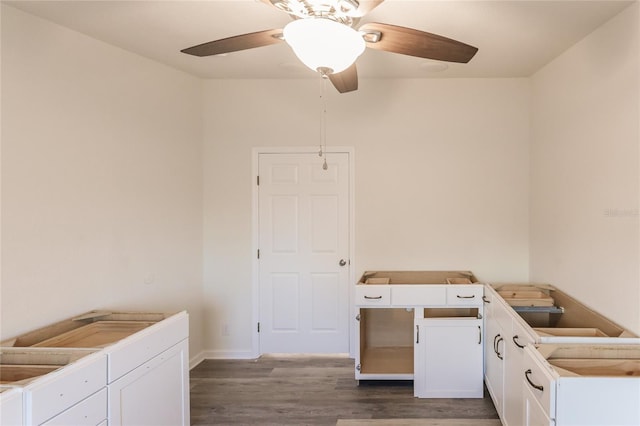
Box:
left=0, top=5, right=205, bottom=356
left=530, top=3, right=640, bottom=334
left=203, top=78, right=531, bottom=355
left=4, top=2, right=637, bottom=361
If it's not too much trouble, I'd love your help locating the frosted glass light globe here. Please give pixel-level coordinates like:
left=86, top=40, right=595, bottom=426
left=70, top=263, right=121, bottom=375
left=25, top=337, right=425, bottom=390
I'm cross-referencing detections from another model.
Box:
left=283, top=18, right=365, bottom=74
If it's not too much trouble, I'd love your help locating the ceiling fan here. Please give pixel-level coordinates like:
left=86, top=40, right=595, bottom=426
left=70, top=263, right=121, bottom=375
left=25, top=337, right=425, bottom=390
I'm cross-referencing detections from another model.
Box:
left=181, top=0, right=478, bottom=93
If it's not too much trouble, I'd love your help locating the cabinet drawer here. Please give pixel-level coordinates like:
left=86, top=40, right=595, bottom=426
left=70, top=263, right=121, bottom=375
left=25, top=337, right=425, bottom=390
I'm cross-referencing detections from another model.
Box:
left=355, top=286, right=390, bottom=306
left=392, top=285, right=446, bottom=306
left=27, top=352, right=107, bottom=426
left=446, top=286, right=483, bottom=306
left=107, top=311, right=188, bottom=382
left=42, top=387, right=107, bottom=426
left=522, top=346, right=556, bottom=418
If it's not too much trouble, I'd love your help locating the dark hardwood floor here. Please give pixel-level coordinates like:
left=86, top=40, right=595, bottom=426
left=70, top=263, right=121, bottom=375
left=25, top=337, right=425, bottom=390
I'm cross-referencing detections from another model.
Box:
left=190, top=355, right=499, bottom=425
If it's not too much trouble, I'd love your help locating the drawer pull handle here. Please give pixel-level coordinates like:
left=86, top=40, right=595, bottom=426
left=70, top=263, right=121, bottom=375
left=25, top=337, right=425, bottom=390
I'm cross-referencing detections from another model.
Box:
left=493, top=334, right=501, bottom=353
left=513, top=335, right=526, bottom=349
left=456, top=294, right=476, bottom=299
left=364, top=295, right=383, bottom=300
left=478, top=326, right=482, bottom=345
left=496, top=337, right=504, bottom=360
left=525, top=369, right=544, bottom=392
left=416, top=325, right=420, bottom=344
left=482, top=296, right=490, bottom=303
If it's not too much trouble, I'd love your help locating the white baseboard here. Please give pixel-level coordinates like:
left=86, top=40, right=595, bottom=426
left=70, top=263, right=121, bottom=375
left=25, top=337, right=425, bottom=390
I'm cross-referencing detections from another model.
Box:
left=190, top=350, right=353, bottom=369
left=190, top=349, right=256, bottom=368
left=189, top=351, right=207, bottom=370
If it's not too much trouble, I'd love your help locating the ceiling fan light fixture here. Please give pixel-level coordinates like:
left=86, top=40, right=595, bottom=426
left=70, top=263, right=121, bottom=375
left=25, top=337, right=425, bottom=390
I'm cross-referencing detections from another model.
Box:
left=283, top=18, right=365, bottom=74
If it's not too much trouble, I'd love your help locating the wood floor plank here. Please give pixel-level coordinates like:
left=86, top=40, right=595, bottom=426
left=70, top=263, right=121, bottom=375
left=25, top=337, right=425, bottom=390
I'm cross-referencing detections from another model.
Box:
left=190, top=356, right=499, bottom=425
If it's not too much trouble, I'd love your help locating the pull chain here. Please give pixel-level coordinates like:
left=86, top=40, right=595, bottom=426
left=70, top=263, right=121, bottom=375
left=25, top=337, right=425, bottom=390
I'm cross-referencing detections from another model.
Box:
left=319, top=77, right=328, bottom=170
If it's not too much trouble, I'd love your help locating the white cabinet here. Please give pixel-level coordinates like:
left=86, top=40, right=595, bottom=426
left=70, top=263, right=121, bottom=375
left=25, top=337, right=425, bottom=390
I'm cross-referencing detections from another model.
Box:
left=483, top=288, right=508, bottom=420
left=487, top=283, right=640, bottom=426
left=414, top=317, right=483, bottom=398
left=109, top=339, right=189, bottom=426
left=105, top=311, right=190, bottom=426
left=504, top=316, right=535, bottom=426
left=355, top=271, right=484, bottom=398
left=1, top=310, right=190, bottom=426
left=484, top=285, right=537, bottom=426
left=522, top=344, right=640, bottom=426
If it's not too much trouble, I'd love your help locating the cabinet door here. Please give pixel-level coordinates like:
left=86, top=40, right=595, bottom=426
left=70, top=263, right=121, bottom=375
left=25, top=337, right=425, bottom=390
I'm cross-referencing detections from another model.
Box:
left=504, top=319, right=535, bottom=426
left=0, top=388, right=23, bottom=426
left=108, top=339, right=189, bottom=426
left=484, top=295, right=506, bottom=418
left=524, top=384, right=554, bottom=426
left=414, top=318, right=483, bottom=398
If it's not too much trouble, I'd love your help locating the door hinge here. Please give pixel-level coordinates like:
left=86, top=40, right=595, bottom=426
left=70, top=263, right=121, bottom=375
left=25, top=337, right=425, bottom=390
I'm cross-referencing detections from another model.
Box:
left=356, top=364, right=361, bottom=371
left=355, top=314, right=361, bottom=321
left=257, top=249, right=260, bottom=259
left=257, top=322, right=260, bottom=333
left=257, top=175, right=260, bottom=186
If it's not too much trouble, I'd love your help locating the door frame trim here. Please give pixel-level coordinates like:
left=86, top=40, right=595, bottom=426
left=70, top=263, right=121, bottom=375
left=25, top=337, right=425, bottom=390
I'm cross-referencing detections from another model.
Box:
left=251, top=146, right=355, bottom=358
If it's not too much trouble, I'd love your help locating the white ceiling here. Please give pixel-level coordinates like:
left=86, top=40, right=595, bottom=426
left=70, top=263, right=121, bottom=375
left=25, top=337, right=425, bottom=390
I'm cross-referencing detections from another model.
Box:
left=5, top=0, right=635, bottom=79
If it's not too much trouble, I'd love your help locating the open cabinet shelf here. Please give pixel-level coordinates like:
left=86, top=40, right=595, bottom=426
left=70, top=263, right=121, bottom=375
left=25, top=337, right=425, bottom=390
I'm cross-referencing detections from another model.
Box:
left=358, top=307, right=414, bottom=377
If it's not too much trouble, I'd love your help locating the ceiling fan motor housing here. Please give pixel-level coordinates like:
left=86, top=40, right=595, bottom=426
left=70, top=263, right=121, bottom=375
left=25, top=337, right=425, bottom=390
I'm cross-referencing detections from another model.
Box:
left=270, top=0, right=360, bottom=25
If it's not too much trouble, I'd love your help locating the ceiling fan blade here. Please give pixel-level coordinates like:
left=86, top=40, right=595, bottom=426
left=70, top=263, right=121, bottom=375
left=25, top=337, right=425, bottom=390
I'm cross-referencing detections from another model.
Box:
left=328, top=64, right=358, bottom=93
left=352, top=0, right=385, bottom=17
left=359, top=22, right=478, bottom=63
left=181, top=29, right=284, bottom=57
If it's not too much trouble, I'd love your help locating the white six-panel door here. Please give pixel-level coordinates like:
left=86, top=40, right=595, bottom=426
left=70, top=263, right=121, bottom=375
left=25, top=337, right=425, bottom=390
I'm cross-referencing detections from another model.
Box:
left=257, top=152, right=350, bottom=353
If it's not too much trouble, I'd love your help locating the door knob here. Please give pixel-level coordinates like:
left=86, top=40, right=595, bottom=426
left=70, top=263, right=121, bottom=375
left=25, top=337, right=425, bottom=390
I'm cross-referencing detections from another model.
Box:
left=339, top=259, right=347, bottom=267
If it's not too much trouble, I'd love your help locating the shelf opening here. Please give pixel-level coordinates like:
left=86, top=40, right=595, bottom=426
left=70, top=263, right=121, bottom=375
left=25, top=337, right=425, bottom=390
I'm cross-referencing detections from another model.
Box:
left=423, top=307, right=480, bottom=318
left=360, top=308, right=414, bottom=374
